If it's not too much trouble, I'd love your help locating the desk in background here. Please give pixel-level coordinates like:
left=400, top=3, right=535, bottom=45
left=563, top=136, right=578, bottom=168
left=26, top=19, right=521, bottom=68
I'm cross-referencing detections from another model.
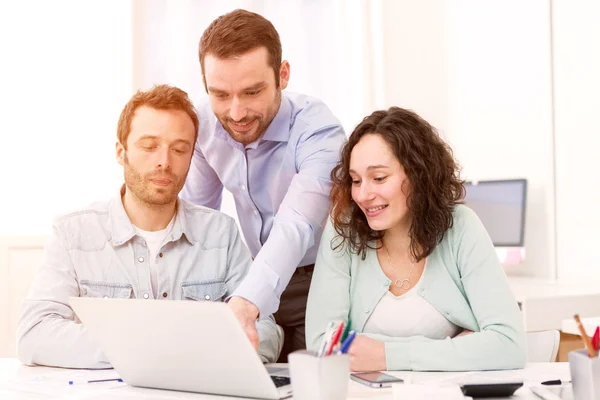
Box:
left=508, top=277, right=600, bottom=361
left=508, top=277, right=600, bottom=330
left=562, top=316, right=600, bottom=337
left=0, top=358, right=571, bottom=399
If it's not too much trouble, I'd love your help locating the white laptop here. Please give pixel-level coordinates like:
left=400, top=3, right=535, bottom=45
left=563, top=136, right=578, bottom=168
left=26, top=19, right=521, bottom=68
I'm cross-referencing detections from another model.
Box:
left=69, top=297, right=293, bottom=399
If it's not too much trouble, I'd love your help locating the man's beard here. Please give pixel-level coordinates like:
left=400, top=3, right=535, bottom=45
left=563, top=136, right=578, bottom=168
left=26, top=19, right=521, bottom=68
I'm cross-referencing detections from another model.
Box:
left=219, top=115, right=267, bottom=146
left=123, top=155, right=184, bottom=207
left=218, top=91, right=281, bottom=146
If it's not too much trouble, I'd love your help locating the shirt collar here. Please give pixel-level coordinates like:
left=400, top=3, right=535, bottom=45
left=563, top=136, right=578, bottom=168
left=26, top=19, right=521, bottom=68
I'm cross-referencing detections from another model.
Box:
left=213, top=94, right=292, bottom=150
left=110, top=185, right=194, bottom=246
left=259, top=94, right=291, bottom=143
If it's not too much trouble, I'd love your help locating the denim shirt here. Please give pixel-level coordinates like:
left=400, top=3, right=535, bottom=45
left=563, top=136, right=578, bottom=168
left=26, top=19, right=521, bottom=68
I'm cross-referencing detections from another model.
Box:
left=17, top=190, right=282, bottom=368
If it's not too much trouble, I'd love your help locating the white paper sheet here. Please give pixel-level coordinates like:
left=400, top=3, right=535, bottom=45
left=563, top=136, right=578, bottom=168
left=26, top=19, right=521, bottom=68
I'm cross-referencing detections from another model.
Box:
left=1, top=368, right=125, bottom=399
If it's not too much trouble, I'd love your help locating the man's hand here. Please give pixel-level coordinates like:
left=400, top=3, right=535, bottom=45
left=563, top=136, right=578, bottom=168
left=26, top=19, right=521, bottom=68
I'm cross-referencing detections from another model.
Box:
left=348, top=335, right=386, bottom=372
left=228, top=296, right=260, bottom=351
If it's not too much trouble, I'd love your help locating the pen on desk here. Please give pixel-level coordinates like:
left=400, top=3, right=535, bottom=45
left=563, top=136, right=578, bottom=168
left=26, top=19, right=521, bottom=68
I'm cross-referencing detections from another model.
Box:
left=541, top=379, right=571, bottom=386
left=325, top=321, right=345, bottom=356
left=338, top=331, right=357, bottom=354
left=68, top=378, right=123, bottom=385
left=574, top=314, right=597, bottom=357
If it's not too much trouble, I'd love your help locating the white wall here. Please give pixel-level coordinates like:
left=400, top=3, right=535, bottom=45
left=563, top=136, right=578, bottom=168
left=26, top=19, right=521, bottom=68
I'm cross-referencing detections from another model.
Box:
left=0, top=237, right=45, bottom=357
left=379, top=0, right=450, bottom=132
left=380, top=0, right=556, bottom=279
left=0, top=0, right=134, bottom=356
left=552, top=1, right=600, bottom=282
left=0, top=1, right=133, bottom=235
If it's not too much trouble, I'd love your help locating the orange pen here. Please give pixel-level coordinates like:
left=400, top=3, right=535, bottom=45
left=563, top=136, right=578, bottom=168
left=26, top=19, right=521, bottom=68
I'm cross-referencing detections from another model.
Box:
left=574, top=314, right=597, bottom=357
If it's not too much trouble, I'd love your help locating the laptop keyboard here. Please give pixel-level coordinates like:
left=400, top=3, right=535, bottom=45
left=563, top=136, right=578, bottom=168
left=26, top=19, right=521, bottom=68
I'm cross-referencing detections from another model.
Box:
left=270, top=376, right=291, bottom=388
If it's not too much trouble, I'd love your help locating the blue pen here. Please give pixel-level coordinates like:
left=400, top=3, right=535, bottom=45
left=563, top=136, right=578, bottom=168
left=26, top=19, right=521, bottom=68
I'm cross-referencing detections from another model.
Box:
left=338, top=331, right=357, bottom=354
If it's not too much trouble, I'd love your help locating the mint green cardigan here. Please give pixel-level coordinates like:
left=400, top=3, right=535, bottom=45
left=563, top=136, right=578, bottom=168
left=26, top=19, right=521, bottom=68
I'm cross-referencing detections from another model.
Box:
left=306, top=205, right=526, bottom=371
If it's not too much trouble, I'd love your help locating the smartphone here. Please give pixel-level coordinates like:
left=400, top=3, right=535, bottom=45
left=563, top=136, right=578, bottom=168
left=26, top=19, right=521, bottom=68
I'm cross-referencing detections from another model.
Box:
left=350, top=372, right=403, bottom=388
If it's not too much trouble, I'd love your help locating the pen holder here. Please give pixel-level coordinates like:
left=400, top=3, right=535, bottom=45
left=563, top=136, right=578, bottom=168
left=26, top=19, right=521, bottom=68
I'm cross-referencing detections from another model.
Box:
left=288, top=350, right=349, bottom=400
left=569, top=349, right=600, bottom=400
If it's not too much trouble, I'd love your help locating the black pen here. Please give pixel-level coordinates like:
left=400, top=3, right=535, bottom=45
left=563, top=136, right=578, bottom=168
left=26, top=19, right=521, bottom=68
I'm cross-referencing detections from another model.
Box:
left=541, top=379, right=571, bottom=386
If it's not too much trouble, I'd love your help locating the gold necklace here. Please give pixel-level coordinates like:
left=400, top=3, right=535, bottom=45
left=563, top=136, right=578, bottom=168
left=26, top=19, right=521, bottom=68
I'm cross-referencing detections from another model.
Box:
left=383, top=242, right=415, bottom=290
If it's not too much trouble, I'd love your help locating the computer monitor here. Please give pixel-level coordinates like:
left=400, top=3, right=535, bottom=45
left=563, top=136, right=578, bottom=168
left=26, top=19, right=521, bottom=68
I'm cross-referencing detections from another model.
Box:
left=463, top=179, right=527, bottom=265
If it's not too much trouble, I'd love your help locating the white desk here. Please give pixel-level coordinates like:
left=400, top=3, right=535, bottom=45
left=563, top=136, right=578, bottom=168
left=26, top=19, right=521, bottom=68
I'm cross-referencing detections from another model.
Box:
left=0, top=358, right=571, bottom=399
left=562, top=316, right=600, bottom=337
left=508, top=276, right=600, bottom=332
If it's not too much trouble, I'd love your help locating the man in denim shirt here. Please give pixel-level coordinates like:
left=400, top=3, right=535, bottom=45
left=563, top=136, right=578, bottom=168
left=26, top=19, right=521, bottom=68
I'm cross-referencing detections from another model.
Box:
left=16, top=85, right=282, bottom=369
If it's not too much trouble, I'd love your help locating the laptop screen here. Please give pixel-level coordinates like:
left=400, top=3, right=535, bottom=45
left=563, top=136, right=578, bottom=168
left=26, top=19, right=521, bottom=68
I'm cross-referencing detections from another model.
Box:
left=463, top=179, right=527, bottom=247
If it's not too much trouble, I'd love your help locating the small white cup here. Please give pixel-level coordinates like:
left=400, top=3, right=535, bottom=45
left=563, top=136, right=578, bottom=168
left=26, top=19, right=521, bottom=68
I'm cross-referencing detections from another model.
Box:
left=569, top=349, right=600, bottom=400
left=288, top=350, right=349, bottom=400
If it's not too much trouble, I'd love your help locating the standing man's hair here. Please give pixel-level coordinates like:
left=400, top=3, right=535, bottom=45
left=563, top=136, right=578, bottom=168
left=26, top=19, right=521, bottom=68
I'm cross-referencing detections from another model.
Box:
left=117, top=84, right=199, bottom=148
left=199, top=9, right=283, bottom=90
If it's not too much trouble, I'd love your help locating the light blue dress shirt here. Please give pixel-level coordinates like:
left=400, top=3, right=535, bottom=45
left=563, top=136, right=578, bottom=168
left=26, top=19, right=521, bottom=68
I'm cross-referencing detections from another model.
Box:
left=181, top=92, right=346, bottom=316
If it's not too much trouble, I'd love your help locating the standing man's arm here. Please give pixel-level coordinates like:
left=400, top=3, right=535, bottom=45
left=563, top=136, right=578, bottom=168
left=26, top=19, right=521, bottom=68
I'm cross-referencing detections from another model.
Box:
left=181, top=143, right=224, bottom=210
left=222, top=216, right=283, bottom=361
left=17, top=225, right=110, bottom=369
left=231, top=125, right=345, bottom=319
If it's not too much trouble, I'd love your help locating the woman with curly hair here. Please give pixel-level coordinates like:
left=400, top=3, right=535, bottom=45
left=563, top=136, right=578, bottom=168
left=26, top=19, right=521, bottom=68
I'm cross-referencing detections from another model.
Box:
left=305, top=107, right=525, bottom=372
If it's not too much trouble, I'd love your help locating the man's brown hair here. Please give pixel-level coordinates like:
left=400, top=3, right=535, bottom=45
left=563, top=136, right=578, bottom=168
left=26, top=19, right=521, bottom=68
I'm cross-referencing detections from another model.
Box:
left=117, top=84, right=199, bottom=148
left=330, top=107, right=465, bottom=261
left=199, top=9, right=283, bottom=90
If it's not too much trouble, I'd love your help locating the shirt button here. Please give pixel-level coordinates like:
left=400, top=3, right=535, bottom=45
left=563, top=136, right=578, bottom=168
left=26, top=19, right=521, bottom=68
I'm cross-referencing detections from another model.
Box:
left=162, top=292, right=168, bottom=298
left=205, top=295, right=211, bottom=300
left=384, top=281, right=390, bottom=286
left=241, top=185, right=246, bottom=190
left=159, top=253, right=163, bottom=258
left=138, top=257, right=144, bottom=263
left=364, top=308, right=370, bottom=313
left=253, top=210, right=259, bottom=215
left=143, top=293, right=149, bottom=299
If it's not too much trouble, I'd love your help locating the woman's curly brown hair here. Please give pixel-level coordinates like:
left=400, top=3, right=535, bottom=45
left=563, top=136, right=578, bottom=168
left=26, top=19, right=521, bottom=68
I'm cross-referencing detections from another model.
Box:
left=330, top=107, right=465, bottom=261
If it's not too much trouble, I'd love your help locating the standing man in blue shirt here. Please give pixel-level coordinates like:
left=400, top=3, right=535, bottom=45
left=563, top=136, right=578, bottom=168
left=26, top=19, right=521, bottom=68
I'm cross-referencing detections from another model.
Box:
left=181, top=9, right=346, bottom=360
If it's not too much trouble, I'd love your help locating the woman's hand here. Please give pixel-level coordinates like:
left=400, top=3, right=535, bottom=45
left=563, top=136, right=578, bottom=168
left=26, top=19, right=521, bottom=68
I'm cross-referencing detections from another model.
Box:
left=348, top=335, right=386, bottom=372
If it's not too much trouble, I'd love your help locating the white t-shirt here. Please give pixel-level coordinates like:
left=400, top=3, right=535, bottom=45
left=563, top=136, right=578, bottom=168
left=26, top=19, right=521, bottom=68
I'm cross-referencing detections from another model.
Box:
left=134, top=217, right=175, bottom=298
left=363, top=260, right=461, bottom=339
